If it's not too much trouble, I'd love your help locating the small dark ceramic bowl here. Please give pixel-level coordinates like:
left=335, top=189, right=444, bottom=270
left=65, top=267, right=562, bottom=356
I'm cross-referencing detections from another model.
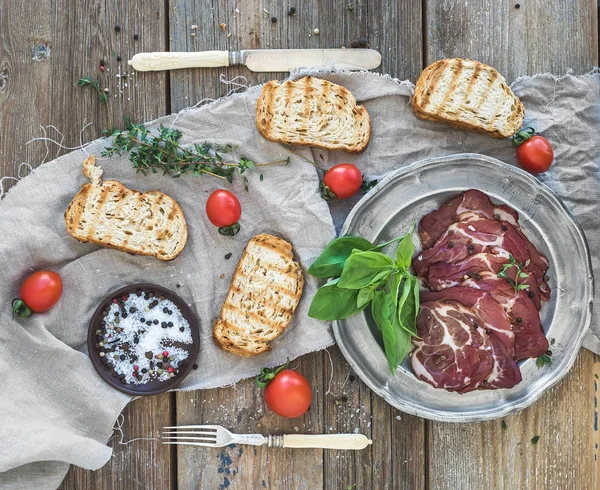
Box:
left=87, top=283, right=200, bottom=396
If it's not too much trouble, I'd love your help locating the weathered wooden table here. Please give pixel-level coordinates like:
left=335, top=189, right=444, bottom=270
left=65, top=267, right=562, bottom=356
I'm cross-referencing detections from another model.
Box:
left=1, top=1, right=599, bottom=488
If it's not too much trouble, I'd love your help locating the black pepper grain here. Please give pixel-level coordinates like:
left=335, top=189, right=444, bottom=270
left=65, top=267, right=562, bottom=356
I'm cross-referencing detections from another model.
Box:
left=501, top=225, right=508, bottom=232
left=133, top=33, right=139, bottom=40
left=448, top=241, right=455, bottom=248
left=179, top=327, right=185, bottom=332
left=516, top=317, right=523, bottom=323
left=288, top=7, right=296, bottom=15
left=114, top=25, right=121, bottom=32
left=271, top=16, right=277, bottom=23
left=193, top=364, right=198, bottom=370
left=100, top=59, right=106, bottom=67
left=528, top=291, right=535, bottom=298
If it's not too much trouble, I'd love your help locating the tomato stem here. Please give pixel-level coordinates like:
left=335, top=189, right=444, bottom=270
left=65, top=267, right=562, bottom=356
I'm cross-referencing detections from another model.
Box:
left=255, top=359, right=290, bottom=388
left=12, top=298, right=32, bottom=318
left=218, top=222, right=241, bottom=237
left=512, top=127, right=536, bottom=147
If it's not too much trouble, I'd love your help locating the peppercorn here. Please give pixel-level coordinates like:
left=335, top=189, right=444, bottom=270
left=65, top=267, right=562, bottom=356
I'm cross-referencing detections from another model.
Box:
left=153, top=319, right=158, bottom=325
left=501, top=225, right=508, bottom=231
left=168, top=367, right=175, bottom=373
left=140, top=318, right=145, bottom=323
left=515, top=3, right=520, bottom=8
left=157, top=362, right=163, bottom=368
left=288, top=7, right=296, bottom=15
left=163, top=307, right=169, bottom=313
left=99, top=351, right=105, bottom=357
left=146, top=321, right=152, bottom=326
left=141, top=368, right=148, bottom=373
left=528, top=291, right=535, bottom=298
left=271, top=16, right=277, bottom=23
left=516, top=317, right=523, bottom=323
left=116, top=55, right=122, bottom=61
left=133, top=33, right=139, bottom=40
left=448, top=241, right=455, bottom=248
left=179, top=327, right=185, bottom=332
left=193, top=364, right=198, bottom=370
left=167, top=322, right=173, bottom=328
left=114, top=25, right=121, bottom=32
left=145, top=351, right=153, bottom=359
left=157, top=369, right=164, bottom=375
left=120, top=354, right=126, bottom=361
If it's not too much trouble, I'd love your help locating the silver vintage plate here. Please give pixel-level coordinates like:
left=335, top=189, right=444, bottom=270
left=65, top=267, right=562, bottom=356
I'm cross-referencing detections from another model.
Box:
left=334, top=153, right=594, bottom=422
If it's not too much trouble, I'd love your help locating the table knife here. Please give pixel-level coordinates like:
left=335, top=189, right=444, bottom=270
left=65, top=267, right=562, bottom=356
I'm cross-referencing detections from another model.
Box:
left=128, top=49, right=381, bottom=72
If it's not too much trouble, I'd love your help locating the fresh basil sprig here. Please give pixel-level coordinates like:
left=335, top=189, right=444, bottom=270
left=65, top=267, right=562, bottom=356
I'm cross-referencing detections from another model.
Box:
left=308, top=224, right=420, bottom=373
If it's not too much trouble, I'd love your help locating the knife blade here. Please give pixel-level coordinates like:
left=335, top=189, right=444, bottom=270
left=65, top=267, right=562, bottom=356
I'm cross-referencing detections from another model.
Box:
left=128, top=49, right=381, bottom=72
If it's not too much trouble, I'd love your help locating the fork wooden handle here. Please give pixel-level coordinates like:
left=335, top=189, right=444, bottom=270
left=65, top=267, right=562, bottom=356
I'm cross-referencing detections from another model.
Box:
left=282, top=434, right=372, bottom=450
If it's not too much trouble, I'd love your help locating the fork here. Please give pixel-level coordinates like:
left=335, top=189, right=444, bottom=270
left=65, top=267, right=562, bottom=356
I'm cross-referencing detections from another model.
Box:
left=162, top=424, right=372, bottom=450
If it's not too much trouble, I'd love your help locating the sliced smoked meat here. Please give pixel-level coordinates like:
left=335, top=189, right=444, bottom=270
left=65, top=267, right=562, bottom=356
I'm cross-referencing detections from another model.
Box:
left=421, top=287, right=515, bottom=357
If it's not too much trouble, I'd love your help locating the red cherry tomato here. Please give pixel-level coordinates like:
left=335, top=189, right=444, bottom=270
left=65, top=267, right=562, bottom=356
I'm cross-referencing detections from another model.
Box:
left=514, top=129, right=554, bottom=174
left=17, top=271, right=63, bottom=315
left=206, top=189, right=242, bottom=227
left=263, top=370, right=312, bottom=418
left=323, top=164, right=363, bottom=199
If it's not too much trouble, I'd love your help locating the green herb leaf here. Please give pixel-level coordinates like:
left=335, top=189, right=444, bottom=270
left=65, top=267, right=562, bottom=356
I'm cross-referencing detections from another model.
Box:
left=501, top=420, right=507, bottom=430
left=531, top=436, right=540, bottom=445
left=381, top=305, right=413, bottom=374
left=338, top=251, right=394, bottom=289
left=307, top=236, right=374, bottom=278
left=357, top=286, right=376, bottom=309
left=308, top=280, right=367, bottom=320
left=394, top=223, right=416, bottom=270
left=397, top=275, right=419, bottom=336
left=371, top=290, right=392, bottom=332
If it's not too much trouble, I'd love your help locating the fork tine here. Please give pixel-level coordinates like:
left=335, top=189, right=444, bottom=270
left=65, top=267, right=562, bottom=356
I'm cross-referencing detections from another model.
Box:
left=161, top=441, right=220, bottom=447
left=162, top=430, right=218, bottom=436
left=162, top=436, right=218, bottom=442
left=162, top=425, right=221, bottom=430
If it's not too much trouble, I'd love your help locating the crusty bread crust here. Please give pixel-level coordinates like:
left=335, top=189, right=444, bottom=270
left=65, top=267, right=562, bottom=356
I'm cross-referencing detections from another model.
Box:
left=411, top=58, right=525, bottom=139
left=213, top=234, right=304, bottom=357
left=64, top=156, right=188, bottom=261
left=255, top=76, right=371, bottom=153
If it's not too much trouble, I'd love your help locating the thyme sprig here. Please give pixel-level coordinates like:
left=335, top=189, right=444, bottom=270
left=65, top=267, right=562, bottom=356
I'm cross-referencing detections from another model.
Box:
left=497, top=255, right=531, bottom=292
left=102, top=121, right=290, bottom=182
left=78, top=77, right=113, bottom=131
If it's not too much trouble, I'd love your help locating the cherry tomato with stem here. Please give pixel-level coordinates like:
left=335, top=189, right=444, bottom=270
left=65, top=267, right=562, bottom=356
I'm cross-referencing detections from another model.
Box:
left=513, top=127, right=554, bottom=174
left=12, top=270, right=63, bottom=318
left=322, top=163, right=363, bottom=200
left=256, top=363, right=312, bottom=418
left=206, top=189, right=242, bottom=236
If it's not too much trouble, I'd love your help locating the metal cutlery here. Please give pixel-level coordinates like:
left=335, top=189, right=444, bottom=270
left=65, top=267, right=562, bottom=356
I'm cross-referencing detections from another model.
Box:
left=162, top=424, right=372, bottom=450
left=128, top=48, right=381, bottom=72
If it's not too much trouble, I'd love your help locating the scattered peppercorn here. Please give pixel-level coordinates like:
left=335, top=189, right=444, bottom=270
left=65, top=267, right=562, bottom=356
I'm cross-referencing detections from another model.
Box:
left=350, top=38, right=368, bottom=48
left=288, top=7, right=296, bottom=15
left=313, top=28, right=320, bottom=35
left=501, top=225, right=508, bottom=231
left=114, top=25, right=121, bottom=32
left=134, top=33, right=139, bottom=40
left=116, top=55, right=122, bottom=61
left=515, top=3, right=521, bottom=8
left=271, top=16, right=277, bottom=23
left=448, top=241, right=455, bottom=248
left=193, top=364, right=198, bottom=370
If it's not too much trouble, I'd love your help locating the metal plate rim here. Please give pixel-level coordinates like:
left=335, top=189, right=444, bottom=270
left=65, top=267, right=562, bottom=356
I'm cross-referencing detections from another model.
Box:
left=334, top=152, right=594, bottom=423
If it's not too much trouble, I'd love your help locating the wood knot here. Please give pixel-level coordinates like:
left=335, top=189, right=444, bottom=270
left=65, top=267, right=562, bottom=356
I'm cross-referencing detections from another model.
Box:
left=32, top=41, right=51, bottom=61
left=0, top=67, right=7, bottom=93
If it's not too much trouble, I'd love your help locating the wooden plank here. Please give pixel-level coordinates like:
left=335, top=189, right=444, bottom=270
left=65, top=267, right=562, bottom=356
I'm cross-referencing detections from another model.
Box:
left=169, top=0, right=423, bottom=113
left=322, top=346, right=426, bottom=490
left=175, top=352, right=325, bottom=489
left=0, top=0, right=172, bottom=488
left=425, top=0, right=598, bottom=81
left=425, top=1, right=599, bottom=489
left=169, top=2, right=425, bottom=489
left=427, top=352, right=600, bottom=490
left=59, top=394, right=173, bottom=490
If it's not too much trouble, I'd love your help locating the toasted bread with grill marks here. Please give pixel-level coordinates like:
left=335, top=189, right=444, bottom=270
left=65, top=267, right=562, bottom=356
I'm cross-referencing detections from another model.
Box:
left=64, top=156, right=187, bottom=260
left=255, top=76, right=371, bottom=153
left=411, top=59, right=524, bottom=138
left=213, top=234, right=304, bottom=357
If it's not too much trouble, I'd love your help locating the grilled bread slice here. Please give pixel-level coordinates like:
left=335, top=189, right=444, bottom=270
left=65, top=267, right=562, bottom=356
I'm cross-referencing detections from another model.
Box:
left=411, top=59, right=524, bottom=138
left=213, top=234, right=304, bottom=357
left=64, top=156, right=187, bottom=260
left=256, top=76, right=371, bottom=153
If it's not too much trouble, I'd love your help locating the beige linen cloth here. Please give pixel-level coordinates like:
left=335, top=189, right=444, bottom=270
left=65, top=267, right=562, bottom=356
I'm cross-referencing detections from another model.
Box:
left=1, top=68, right=599, bottom=489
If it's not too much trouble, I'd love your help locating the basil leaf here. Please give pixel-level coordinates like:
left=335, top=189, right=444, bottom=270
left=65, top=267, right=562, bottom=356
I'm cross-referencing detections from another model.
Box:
left=307, top=236, right=374, bottom=278
left=338, top=251, right=394, bottom=289
left=389, top=272, right=402, bottom=304
left=394, top=223, right=416, bottom=269
left=357, top=286, right=376, bottom=309
left=397, top=276, right=419, bottom=336
left=308, top=279, right=367, bottom=320
left=380, top=300, right=413, bottom=373
left=370, top=290, right=390, bottom=331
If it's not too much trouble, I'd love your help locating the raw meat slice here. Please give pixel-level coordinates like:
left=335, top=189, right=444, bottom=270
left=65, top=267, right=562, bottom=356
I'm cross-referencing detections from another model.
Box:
left=427, top=253, right=542, bottom=310
left=418, top=190, right=495, bottom=249
left=411, top=301, right=493, bottom=392
left=482, top=334, right=522, bottom=389
left=462, top=272, right=549, bottom=359
left=412, top=217, right=530, bottom=281
left=420, top=287, right=515, bottom=357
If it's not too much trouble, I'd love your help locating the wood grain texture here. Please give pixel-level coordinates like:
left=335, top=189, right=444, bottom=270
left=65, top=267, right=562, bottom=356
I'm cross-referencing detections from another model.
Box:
left=174, top=352, right=325, bottom=490
left=425, top=2, right=599, bottom=489
left=425, top=0, right=599, bottom=82
left=168, top=0, right=422, bottom=112
left=59, top=394, right=173, bottom=490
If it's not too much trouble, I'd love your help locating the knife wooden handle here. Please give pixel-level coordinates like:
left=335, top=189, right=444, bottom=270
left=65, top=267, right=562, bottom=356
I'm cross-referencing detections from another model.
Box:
left=282, top=434, right=372, bottom=450
left=128, top=51, right=229, bottom=71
